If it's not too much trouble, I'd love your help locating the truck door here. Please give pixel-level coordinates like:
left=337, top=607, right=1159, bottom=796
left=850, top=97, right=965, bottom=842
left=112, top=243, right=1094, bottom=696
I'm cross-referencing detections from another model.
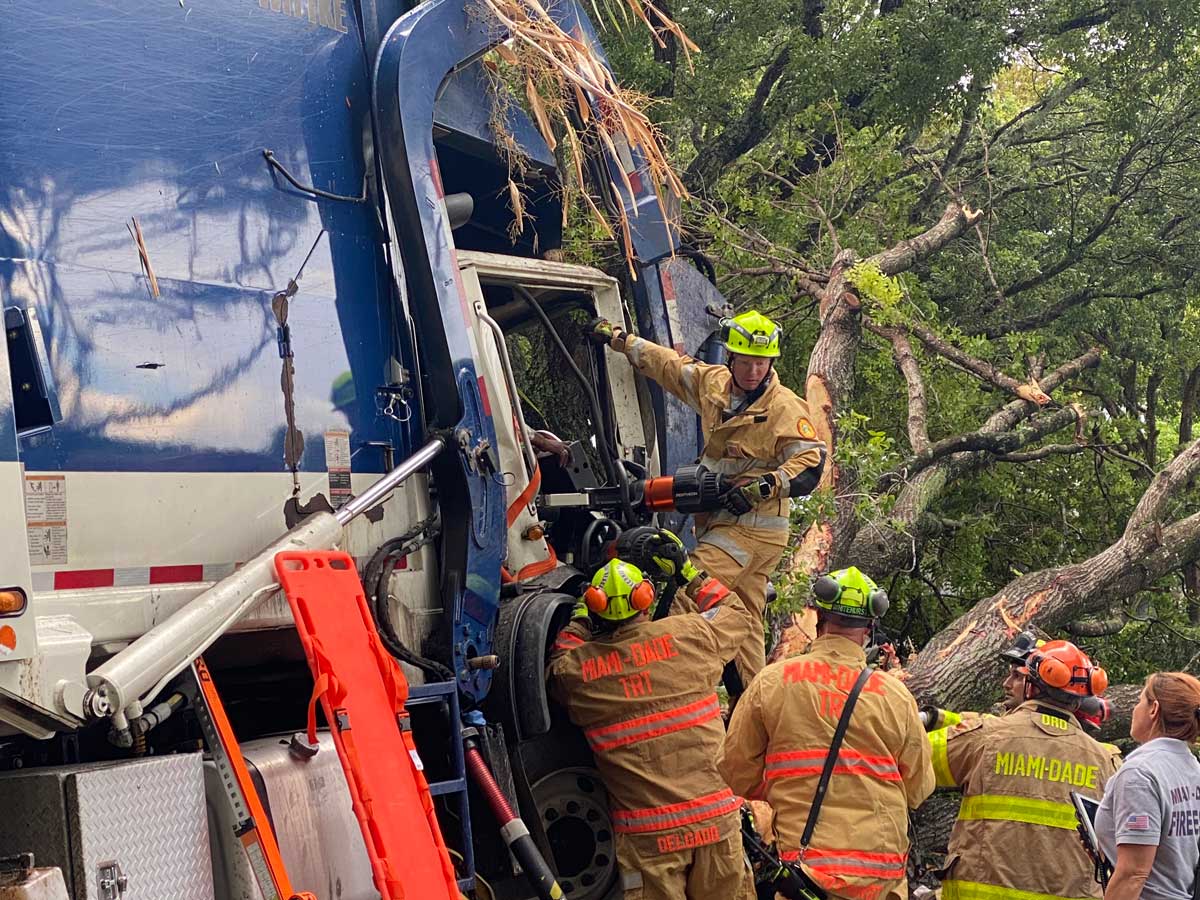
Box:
left=457, top=262, right=551, bottom=578
left=457, top=251, right=654, bottom=576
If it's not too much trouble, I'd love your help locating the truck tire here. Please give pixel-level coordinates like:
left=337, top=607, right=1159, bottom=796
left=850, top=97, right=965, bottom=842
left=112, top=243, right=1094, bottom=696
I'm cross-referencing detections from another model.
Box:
left=520, top=720, right=619, bottom=900
left=488, top=588, right=618, bottom=900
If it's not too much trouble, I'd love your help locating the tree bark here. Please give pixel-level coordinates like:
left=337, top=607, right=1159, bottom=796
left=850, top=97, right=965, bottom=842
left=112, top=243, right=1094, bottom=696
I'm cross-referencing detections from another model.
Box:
left=790, top=204, right=982, bottom=577
left=1146, top=369, right=1163, bottom=467
left=877, top=327, right=929, bottom=453
left=1096, top=683, right=1143, bottom=745
left=1180, top=364, right=1200, bottom=451
left=891, top=320, right=1050, bottom=405
left=902, top=440, right=1200, bottom=707
left=878, top=406, right=1085, bottom=489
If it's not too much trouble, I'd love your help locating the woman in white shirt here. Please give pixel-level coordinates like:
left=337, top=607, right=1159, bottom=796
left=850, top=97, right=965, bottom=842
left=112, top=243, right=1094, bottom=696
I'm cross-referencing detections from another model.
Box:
left=1097, top=672, right=1200, bottom=900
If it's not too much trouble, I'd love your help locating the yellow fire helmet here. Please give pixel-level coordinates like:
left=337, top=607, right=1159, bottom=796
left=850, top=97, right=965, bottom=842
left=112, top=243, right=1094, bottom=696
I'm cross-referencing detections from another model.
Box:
left=582, top=560, right=656, bottom=622
left=723, top=310, right=781, bottom=358
left=811, top=566, right=889, bottom=620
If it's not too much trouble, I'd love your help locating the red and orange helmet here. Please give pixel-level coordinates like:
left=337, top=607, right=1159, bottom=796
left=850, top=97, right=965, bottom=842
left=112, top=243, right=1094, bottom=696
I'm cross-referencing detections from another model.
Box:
left=1019, top=640, right=1108, bottom=698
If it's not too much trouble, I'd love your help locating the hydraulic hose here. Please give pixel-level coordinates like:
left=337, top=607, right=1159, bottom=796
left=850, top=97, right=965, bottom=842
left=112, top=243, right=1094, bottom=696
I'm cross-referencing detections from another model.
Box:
left=363, top=519, right=454, bottom=682
left=464, top=738, right=564, bottom=900
left=513, top=285, right=635, bottom=524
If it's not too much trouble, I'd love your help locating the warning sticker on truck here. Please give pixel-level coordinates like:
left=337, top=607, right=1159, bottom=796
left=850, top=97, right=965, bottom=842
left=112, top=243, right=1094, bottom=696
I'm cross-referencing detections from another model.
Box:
left=24, top=474, right=67, bottom=565
left=324, top=430, right=352, bottom=509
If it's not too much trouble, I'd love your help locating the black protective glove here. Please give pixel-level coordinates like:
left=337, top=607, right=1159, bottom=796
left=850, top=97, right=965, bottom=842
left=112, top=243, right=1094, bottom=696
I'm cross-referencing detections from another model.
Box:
left=719, top=475, right=775, bottom=515
left=587, top=317, right=627, bottom=348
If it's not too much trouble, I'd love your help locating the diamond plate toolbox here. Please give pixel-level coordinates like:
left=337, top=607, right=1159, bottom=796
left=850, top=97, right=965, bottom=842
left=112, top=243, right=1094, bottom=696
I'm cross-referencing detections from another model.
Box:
left=0, top=753, right=214, bottom=900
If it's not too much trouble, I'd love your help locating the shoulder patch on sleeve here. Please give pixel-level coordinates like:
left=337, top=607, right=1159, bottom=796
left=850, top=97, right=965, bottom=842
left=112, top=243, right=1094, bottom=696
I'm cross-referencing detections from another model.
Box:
left=797, top=417, right=817, bottom=439
left=949, top=717, right=987, bottom=738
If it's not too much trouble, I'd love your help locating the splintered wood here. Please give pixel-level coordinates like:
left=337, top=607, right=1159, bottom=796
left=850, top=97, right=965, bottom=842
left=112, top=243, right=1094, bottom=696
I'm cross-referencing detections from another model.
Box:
left=477, top=0, right=694, bottom=274
left=128, top=217, right=160, bottom=298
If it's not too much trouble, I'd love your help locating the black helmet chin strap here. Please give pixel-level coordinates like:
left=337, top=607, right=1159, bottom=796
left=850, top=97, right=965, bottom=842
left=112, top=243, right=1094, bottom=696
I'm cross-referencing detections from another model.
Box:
left=728, top=359, right=774, bottom=400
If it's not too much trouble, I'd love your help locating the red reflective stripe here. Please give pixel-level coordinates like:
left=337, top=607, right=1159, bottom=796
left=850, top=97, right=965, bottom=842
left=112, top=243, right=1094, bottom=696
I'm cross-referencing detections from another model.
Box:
left=694, top=578, right=729, bottom=612
left=588, top=694, right=718, bottom=738
left=766, top=764, right=902, bottom=782
left=766, top=749, right=896, bottom=767
left=611, top=789, right=740, bottom=834
left=766, top=749, right=900, bottom=782
left=613, top=789, right=733, bottom=820
left=780, top=847, right=907, bottom=876
left=808, top=861, right=906, bottom=878
left=556, top=632, right=584, bottom=646
left=54, top=569, right=115, bottom=590
left=149, top=565, right=205, bottom=584
left=614, top=798, right=739, bottom=834
left=586, top=695, right=720, bottom=752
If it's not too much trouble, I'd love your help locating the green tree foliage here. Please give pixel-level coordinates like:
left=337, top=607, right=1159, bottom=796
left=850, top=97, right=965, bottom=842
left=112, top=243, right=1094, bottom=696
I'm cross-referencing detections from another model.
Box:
left=593, top=0, right=1200, bottom=689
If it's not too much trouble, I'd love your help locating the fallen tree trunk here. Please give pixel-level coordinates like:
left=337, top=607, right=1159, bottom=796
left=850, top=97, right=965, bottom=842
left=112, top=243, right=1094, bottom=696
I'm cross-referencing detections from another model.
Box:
left=903, top=441, right=1200, bottom=707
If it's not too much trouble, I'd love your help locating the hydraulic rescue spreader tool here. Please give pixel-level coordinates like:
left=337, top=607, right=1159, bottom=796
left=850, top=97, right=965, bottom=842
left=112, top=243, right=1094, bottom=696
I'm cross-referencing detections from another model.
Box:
left=540, top=463, right=731, bottom=516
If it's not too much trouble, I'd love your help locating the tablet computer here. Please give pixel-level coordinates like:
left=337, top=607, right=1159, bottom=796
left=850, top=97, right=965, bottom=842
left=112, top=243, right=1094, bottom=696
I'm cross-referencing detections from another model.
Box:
left=1071, top=791, right=1111, bottom=869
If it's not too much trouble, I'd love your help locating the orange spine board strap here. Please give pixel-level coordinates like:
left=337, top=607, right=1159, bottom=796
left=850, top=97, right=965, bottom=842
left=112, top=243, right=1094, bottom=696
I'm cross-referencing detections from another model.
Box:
left=194, top=657, right=297, bottom=900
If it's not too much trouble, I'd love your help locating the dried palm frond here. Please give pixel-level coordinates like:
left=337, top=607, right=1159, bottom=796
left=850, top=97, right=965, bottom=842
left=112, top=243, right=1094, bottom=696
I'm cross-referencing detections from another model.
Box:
left=476, top=0, right=696, bottom=276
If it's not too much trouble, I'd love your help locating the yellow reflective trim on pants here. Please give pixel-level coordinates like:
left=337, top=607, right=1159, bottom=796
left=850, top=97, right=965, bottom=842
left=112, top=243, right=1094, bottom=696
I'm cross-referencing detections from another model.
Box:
left=942, top=879, right=1095, bottom=900
left=957, top=794, right=1078, bottom=829
left=928, top=727, right=956, bottom=788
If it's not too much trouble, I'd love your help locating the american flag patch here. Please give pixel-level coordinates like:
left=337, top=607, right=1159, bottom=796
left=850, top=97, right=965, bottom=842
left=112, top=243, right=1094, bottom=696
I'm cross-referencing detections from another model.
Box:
left=1125, top=814, right=1153, bottom=831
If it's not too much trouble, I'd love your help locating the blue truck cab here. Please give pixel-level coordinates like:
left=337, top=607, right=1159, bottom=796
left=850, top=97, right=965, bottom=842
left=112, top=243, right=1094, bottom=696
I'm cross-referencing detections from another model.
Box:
left=0, top=2, right=733, bottom=896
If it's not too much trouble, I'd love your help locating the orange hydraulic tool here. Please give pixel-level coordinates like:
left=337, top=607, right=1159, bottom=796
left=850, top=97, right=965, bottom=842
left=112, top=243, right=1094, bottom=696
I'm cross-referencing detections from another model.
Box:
left=192, top=657, right=316, bottom=900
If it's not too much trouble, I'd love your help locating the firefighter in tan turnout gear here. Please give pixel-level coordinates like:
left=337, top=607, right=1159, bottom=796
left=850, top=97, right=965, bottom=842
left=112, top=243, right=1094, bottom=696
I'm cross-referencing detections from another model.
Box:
left=719, top=567, right=934, bottom=900
left=931, top=639, right=1122, bottom=900
left=591, top=310, right=825, bottom=692
left=548, top=536, right=755, bottom=900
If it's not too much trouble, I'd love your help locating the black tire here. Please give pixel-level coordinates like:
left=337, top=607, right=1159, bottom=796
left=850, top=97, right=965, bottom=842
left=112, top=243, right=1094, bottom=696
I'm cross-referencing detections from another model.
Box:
left=519, top=716, right=620, bottom=900
left=485, top=587, right=619, bottom=900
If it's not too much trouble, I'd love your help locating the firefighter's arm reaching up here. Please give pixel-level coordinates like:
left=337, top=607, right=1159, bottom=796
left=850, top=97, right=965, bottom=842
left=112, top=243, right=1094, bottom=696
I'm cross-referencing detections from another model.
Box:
left=685, top=572, right=755, bottom=661
left=893, top=685, right=937, bottom=808
left=590, top=318, right=712, bottom=411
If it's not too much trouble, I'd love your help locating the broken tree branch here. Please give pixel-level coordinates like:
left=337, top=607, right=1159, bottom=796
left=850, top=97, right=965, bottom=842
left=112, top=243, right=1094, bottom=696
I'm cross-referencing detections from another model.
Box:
left=995, top=443, right=1089, bottom=463
left=1126, top=438, right=1200, bottom=532
left=875, top=326, right=930, bottom=453
left=878, top=406, right=1087, bottom=489
left=874, top=319, right=1051, bottom=405
left=904, top=442, right=1200, bottom=707
left=869, top=202, right=984, bottom=277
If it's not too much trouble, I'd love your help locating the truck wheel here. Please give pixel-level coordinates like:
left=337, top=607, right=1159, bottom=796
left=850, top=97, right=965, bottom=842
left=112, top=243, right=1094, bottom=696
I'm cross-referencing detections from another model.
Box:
left=530, top=765, right=617, bottom=900
left=514, top=696, right=618, bottom=900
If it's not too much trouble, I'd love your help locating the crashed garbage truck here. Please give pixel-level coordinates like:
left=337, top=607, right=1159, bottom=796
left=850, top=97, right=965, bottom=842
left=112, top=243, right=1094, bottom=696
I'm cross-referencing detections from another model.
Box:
left=0, top=1, right=737, bottom=898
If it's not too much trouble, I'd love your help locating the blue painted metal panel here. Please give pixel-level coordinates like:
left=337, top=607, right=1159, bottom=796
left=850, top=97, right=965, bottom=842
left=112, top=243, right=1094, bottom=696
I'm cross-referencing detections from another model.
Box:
left=375, top=0, right=512, bottom=704
left=372, top=0, right=731, bottom=700
left=0, top=2, right=407, bottom=473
